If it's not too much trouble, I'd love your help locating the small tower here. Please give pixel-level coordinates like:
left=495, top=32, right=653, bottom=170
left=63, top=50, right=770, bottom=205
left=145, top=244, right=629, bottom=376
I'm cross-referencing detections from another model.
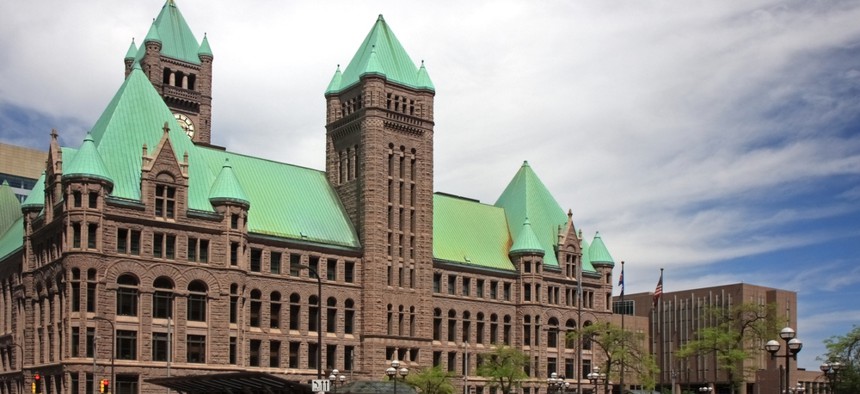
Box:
left=61, top=133, right=114, bottom=254
left=208, top=158, right=250, bottom=269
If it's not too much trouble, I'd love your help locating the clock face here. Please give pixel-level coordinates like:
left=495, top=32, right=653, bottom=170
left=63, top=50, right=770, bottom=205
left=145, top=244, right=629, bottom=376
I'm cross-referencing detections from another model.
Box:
left=174, top=113, right=195, bottom=139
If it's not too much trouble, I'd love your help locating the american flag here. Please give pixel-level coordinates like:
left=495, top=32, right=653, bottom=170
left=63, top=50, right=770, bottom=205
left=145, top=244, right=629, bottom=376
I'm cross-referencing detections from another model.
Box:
left=653, top=271, right=663, bottom=306
left=617, top=265, right=624, bottom=296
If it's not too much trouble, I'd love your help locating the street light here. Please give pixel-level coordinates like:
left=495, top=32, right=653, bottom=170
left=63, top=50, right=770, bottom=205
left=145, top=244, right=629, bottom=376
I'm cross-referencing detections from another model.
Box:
left=547, top=372, right=569, bottom=394
left=587, top=367, right=606, bottom=394
left=386, top=359, right=409, bottom=394
left=93, top=316, right=115, bottom=394
left=820, top=361, right=843, bottom=394
left=698, top=386, right=713, bottom=393
left=292, top=263, right=323, bottom=379
left=766, top=327, right=803, bottom=394
left=329, top=369, right=346, bottom=394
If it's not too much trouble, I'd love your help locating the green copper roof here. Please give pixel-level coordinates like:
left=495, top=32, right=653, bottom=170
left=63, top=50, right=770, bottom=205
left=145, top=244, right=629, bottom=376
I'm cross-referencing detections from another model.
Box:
left=325, top=65, right=343, bottom=95
left=588, top=232, right=615, bottom=266
left=416, top=61, right=433, bottom=90
left=510, top=218, right=545, bottom=256
left=0, top=181, right=21, bottom=237
left=137, top=0, right=202, bottom=65
left=143, top=20, right=161, bottom=44
left=329, top=15, right=434, bottom=94
left=198, top=33, right=212, bottom=57
left=579, top=233, right=596, bottom=273
left=89, top=66, right=209, bottom=206
left=63, top=133, right=114, bottom=185
left=125, top=38, right=138, bottom=60
left=21, top=173, right=45, bottom=210
left=209, top=159, right=249, bottom=207
left=0, top=216, right=22, bottom=262
left=494, top=161, right=567, bottom=268
left=433, top=193, right=514, bottom=271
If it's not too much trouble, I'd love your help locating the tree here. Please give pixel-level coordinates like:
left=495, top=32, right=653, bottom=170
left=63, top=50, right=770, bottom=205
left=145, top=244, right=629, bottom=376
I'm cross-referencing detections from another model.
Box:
left=406, top=365, right=456, bottom=394
left=575, top=322, right=659, bottom=392
left=476, top=346, right=529, bottom=394
left=821, top=325, right=860, bottom=393
left=676, top=302, right=779, bottom=394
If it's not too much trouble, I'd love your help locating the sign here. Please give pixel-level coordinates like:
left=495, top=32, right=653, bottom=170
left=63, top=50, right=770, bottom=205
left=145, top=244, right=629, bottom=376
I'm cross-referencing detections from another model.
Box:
left=311, top=379, right=331, bottom=393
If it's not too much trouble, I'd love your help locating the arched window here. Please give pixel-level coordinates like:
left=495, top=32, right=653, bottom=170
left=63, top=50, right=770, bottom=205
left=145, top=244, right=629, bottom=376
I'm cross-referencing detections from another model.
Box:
left=250, top=289, right=262, bottom=327
left=289, top=294, right=301, bottom=330
left=490, top=314, right=498, bottom=344
left=86, top=269, right=97, bottom=313
left=462, top=311, right=471, bottom=343
left=270, top=291, right=281, bottom=329
left=308, top=295, right=319, bottom=332
left=153, top=277, right=174, bottom=319
left=433, top=308, right=442, bottom=340
left=476, top=312, right=485, bottom=344
left=548, top=317, right=559, bottom=348
left=387, top=304, right=393, bottom=335
left=583, top=321, right=594, bottom=350
left=503, top=315, right=512, bottom=345
left=116, top=274, right=139, bottom=317
left=326, top=297, right=337, bottom=333
left=345, top=299, right=355, bottom=334
left=566, top=318, right=577, bottom=348
left=187, top=280, right=207, bottom=322
left=398, top=305, right=405, bottom=336
left=409, top=306, right=416, bottom=337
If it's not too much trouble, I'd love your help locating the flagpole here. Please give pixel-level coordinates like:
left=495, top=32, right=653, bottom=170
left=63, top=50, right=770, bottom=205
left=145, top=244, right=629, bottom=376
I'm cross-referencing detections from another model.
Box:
left=619, top=261, right=625, bottom=393
left=577, top=257, right=583, bottom=394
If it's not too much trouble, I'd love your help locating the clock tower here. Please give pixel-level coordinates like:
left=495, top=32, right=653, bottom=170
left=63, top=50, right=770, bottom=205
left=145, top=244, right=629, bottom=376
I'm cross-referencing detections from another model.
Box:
left=124, top=0, right=213, bottom=145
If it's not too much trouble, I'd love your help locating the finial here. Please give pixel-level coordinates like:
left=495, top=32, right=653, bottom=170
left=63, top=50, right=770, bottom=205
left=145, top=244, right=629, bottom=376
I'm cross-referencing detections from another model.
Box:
left=50, top=129, right=58, bottom=139
left=183, top=152, right=189, bottom=163
left=163, top=121, right=170, bottom=134
left=568, top=209, right=573, bottom=218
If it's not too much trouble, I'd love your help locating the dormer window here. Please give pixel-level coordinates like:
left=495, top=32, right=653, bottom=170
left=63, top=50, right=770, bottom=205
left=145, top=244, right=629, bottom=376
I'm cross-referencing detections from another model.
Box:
left=155, top=184, right=176, bottom=219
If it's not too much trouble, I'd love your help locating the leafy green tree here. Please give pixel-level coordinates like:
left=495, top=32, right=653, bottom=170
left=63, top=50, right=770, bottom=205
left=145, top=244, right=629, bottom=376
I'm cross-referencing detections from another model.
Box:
left=676, top=302, right=779, bottom=394
left=476, top=346, right=529, bottom=394
left=821, top=325, right=860, bottom=393
left=575, top=322, right=658, bottom=392
left=406, top=365, right=456, bottom=394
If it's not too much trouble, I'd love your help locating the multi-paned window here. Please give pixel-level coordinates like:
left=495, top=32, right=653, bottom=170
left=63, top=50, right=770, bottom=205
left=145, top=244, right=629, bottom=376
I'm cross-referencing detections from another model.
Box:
left=152, top=332, right=169, bottom=361
left=187, top=281, right=207, bottom=322
left=187, top=335, right=206, bottom=363
left=155, top=185, right=176, bottom=219
left=153, top=277, right=174, bottom=319
left=270, top=252, right=282, bottom=274
left=116, top=274, right=139, bottom=317
left=116, top=330, right=137, bottom=360
left=116, top=229, right=141, bottom=255
left=187, top=237, right=209, bottom=263
left=153, top=233, right=176, bottom=260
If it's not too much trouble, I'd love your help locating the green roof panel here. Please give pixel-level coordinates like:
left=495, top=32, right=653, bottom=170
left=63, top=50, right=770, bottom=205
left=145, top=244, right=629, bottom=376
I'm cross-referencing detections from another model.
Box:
left=21, top=173, right=46, bottom=210
left=579, top=234, right=597, bottom=273
left=588, top=232, right=615, bottom=266
left=208, top=159, right=250, bottom=207
left=198, top=33, right=212, bottom=57
left=0, top=216, right=23, bottom=262
left=494, top=161, right=567, bottom=268
left=433, top=193, right=514, bottom=271
left=510, top=218, right=545, bottom=256
left=0, top=181, right=22, bottom=237
left=331, top=15, right=433, bottom=93
left=63, top=133, right=114, bottom=185
left=137, top=0, right=202, bottom=64
left=125, top=38, right=138, bottom=60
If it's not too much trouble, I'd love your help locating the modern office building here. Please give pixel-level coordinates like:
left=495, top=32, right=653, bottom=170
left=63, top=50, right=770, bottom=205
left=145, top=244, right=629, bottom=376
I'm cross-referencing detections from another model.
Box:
left=0, top=143, right=48, bottom=203
left=0, top=2, right=618, bottom=394
left=620, top=283, right=800, bottom=394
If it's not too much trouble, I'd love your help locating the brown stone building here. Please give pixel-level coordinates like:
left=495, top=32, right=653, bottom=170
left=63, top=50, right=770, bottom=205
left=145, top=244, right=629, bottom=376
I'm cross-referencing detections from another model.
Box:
left=0, top=2, right=618, bottom=394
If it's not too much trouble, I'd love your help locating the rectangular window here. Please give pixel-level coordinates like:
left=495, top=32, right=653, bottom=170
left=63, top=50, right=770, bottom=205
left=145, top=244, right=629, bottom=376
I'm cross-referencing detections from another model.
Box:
left=72, top=282, right=81, bottom=312
left=327, top=345, right=337, bottom=371
left=187, top=335, right=206, bottom=363
left=187, top=237, right=198, bottom=262
left=166, top=234, right=175, bottom=259
left=490, top=281, right=498, bottom=299
left=289, top=342, right=300, bottom=368
left=250, top=248, right=262, bottom=272
left=271, top=252, right=282, bottom=274
left=153, top=233, right=175, bottom=260
left=503, top=283, right=511, bottom=301
left=309, top=256, right=320, bottom=276
left=447, top=352, right=456, bottom=372
left=153, top=233, right=163, bottom=258
left=250, top=339, right=261, bottom=366
left=152, top=332, right=168, bottom=362
left=231, top=214, right=239, bottom=229
left=229, top=337, right=237, bottom=364
left=155, top=185, right=176, bottom=219
left=71, top=372, right=80, bottom=394
left=270, top=341, right=281, bottom=368
left=86, top=282, right=96, bottom=312
left=73, top=191, right=82, bottom=207
left=477, top=279, right=484, bottom=298
left=344, top=261, right=355, bottom=283
left=86, top=328, right=95, bottom=358
left=130, top=230, right=140, bottom=255
left=290, top=254, right=301, bottom=276
left=345, top=346, right=355, bottom=370
left=87, top=224, right=98, bottom=249
left=117, top=229, right=128, bottom=254
left=327, top=259, right=337, bottom=281
left=308, top=343, right=319, bottom=370
left=116, top=286, right=138, bottom=316
left=72, top=327, right=80, bottom=357
left=153, top=291, right=173, bottom=319
left=230, top=242, right=239, bottom=266
left=72, top=224, right=81, bottom=248
left=88, top=192, right=98, bottom=208
left=432, top=274, right=440, bottom=293
left=447, top=275, right=456, bottom=295
left=116, top=330, right=137, bottom=360
left=462, top=277, right=471, bottom=297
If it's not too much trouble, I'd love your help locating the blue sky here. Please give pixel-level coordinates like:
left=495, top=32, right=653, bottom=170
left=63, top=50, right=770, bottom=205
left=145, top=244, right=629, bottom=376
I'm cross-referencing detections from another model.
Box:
left=2, top=0, right=860, bottom=370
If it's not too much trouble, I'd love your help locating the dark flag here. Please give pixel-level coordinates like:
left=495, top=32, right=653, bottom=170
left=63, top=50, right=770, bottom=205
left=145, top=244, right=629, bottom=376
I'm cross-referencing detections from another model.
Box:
left=653, top=270, right=663, bottom=306
left=618, top=264, right=625, bottom=296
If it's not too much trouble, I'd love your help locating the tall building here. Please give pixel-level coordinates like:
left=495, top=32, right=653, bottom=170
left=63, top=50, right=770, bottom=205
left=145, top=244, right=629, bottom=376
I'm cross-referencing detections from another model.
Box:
left=0, top=143, right=47, bottom=203
left=0, top=2, right=618, bottom=394
left=620, top=283, right=799, bottom=394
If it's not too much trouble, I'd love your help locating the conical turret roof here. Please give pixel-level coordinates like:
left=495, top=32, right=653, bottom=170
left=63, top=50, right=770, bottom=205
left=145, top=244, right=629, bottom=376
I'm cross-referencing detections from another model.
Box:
left=579, top=231, right=597, bottom=273
left=325, top=65, right=343, bottom=95
left=21, top=173, right=45, bottom=210
left=0, top=181, right=21, bottom=237
left=330, top=15, right=434, bottom=93
left=588, top=232, right=615, bottom=266
left=125, top=38, right=138, bottom=60
left=63, top=133, right=114, bottom=186
left=209, top=159, right=250, bottom=207
left=495, top=161, right=567, bottom=267
left=510, top=218, right=545, bottom=256
left=137, top=0, right=202, bottom=64
left=198, top=33, right=212, bottom=57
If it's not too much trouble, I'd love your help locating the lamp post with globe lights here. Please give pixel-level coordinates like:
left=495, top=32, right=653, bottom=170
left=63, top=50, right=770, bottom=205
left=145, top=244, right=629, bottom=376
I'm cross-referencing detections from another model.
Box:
left=698, top=386, right=713, bottom=393
left=766, top=327, right=803, bottom=394
left=820, top=361, right=843, bottom=394
left=547, top=372, right=569, bottom=394
left=329, top=369, right=346, bottom=394
left=587, top=367, right=606, bottom=394
left=386, top=359, right=409, bottom=394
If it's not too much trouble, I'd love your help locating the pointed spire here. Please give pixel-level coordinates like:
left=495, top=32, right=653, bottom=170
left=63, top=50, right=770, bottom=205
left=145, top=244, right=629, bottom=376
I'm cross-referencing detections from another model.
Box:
left=416, top=60, right=434, bottom=91
left=325, top=65, right=343, bottom=95
left=144, top=19, right=162, bottom=45
left=21, top=173, right=46, bottom=211
left=125, top=38, right=138, bottom=60
left=510, top=218, right=545, bottom=256
left=62, top=133, right=114, bottom=187
left=198, top=32, right=213, bottom=58
left=362, top=45, right=385, bottom=77
left=209, top=158, right=250, bottom=208
left=589, top=231, right=615, bottom=266
left=138, top=1, right=202, bottom=64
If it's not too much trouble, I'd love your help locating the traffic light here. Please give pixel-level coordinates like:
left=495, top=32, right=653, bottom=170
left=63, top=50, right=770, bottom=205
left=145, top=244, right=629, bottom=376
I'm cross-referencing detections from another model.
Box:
left=33, top=373, right=41, bottom=394
left=104, top=379, right=110, bottom=394
left=99, top=379, right=105, bottom=394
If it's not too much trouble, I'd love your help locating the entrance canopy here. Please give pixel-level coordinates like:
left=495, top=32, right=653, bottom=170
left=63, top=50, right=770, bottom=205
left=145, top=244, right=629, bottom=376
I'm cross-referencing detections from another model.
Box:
left=146, top=372, right=313, bottom=394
